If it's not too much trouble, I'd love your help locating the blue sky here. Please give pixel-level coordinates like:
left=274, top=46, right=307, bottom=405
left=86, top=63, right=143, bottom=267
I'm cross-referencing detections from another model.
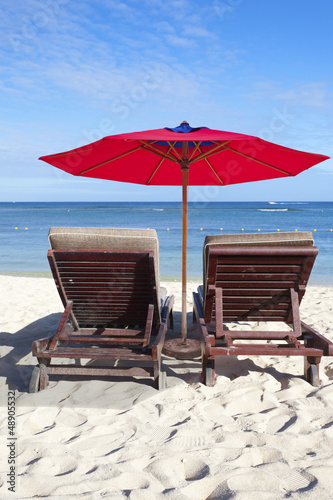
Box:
left=1, top=0, right=332, bottom=202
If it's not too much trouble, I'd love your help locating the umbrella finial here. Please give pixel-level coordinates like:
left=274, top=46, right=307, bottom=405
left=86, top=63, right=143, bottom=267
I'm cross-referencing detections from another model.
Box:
left=181, top=120, right=189, bottom=125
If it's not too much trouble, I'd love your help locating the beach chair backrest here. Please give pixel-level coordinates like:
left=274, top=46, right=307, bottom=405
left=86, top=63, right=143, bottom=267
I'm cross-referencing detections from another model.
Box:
left=203, top=232, right=317, bottom=324
left=48, top=227, right=160, bottom=328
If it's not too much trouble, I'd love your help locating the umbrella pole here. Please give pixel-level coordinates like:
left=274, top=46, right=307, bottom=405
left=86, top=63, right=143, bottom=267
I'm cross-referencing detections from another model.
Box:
left=161, top=133, right=201, bottom=360
left=181, top=164, right=188, bottom=344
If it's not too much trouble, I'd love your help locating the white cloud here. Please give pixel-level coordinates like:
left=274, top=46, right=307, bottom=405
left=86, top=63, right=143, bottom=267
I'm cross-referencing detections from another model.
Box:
left=242, top=81, right=332, bottom=110
left=274, top=83, right=331, bottom=108
left=182, top=25, right=213, bottom=39
left=154, top=21, right=175, bottom=34
left=164, top=34, right=194, bottom=48
left=104, top=0, right=136, bottom=16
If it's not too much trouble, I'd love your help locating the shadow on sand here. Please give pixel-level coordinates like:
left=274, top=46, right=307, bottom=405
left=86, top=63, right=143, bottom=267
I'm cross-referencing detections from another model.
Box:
left=0, top=310, right=301, bottom=408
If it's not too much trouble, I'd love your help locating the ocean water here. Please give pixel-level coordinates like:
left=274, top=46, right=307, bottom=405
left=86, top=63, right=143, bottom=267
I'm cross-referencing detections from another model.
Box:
left=0, top=201, right=332, bottom=285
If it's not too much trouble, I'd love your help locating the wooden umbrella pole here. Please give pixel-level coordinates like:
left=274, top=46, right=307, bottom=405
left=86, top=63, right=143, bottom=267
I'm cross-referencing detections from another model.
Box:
left=181, top=167, right=188, bottom=343
left=181, top=141, right=189, bottom=344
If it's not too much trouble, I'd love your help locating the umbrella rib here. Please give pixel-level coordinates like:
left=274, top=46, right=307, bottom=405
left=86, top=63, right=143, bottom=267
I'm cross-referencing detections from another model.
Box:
left=78, top=145, right=146, bottom=175
left=189, top=141, right=202, bottom=160
left=147, top=156, right=166, bottom=184
left=140, top=141, right=179, bottom=163
left=196, top=143, right=224, bottom=184
left=224, top=146, right=291, bottom=175
left=147, top=144, right=176, bottom=184
left=165, top=141, right=182, bottom=161
left=191, top=141, right=230, bottom=163
left=204, top=157, right=225, bottom=184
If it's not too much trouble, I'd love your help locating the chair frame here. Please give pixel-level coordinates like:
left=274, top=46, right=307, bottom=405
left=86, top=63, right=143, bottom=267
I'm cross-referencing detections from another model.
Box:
left=31, top=249, right=174, bottom=391
left=193, top=245, right=333, bottom=386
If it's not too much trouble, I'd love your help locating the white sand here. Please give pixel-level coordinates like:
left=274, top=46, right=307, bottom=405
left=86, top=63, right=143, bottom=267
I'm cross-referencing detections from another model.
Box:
left=1, top=275, right=333, bottom=499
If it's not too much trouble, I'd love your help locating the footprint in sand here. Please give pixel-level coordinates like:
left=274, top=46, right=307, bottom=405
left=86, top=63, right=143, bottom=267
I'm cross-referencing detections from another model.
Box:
left=266, top=412, right=297, bottom=434
left=18, top=408, right=58, bottom=434
left=260, top=463, right=315, bottom=492
left=295, top=397, right=326, bottom=409
left=169, top=430, right=222, bottom=451
left=227, top=463, right=314, bottom=494
left=55, top=408, right=88, bottom=427
left=68, top=429, right=135, bottom=457
left=141, top=424, right=175, bottom=443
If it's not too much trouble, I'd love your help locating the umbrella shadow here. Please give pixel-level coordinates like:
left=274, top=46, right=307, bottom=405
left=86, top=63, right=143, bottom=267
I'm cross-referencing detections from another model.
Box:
left=214, top=356, right=297, bottom=387
left=183, top=320, right=303, bottom=388
left=1, top=310, right=298, bottom=400
left=0, top=311, right=187, bottom=400
left=0, top=313, right=62, bottom=395
left=165, top=310, right=201, bottom=341
left=162, top=311, right=202, bottom=384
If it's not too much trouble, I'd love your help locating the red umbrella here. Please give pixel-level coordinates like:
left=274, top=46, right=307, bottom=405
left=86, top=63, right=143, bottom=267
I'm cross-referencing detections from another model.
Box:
left=39, top=121, right=329, bottom=353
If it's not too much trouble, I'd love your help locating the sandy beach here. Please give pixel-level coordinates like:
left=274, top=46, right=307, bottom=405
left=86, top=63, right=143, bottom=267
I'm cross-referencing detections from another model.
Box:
left=1, top=274, right=333, bottom=499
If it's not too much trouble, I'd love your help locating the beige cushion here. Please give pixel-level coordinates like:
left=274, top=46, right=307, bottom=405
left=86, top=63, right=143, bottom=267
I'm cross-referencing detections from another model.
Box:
left=203, top=231, right=314, bottom=291
left=49, top=227, right=160, bottom=303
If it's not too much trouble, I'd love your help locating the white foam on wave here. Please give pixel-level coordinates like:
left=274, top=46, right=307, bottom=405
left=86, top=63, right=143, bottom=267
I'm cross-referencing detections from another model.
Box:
left=259, top=208, right=288, bottom=212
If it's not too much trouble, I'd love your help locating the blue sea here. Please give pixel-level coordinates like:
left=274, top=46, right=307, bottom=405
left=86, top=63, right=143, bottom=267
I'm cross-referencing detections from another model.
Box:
left=0, top=201, right=332, bottom=285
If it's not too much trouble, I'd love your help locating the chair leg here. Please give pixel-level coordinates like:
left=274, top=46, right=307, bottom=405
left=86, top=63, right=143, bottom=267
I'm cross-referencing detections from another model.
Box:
left=29, top=366, right=41, bottom=393
left=39, top=361, right=49, bottom=390
left=202, top=356, right=215, bottom=387
left=169, top=308, right=174, bottom=330
left=304, top=357, right=320, bottom=387
left=154, top=370, right=167, bottom=390
left=303, top=334, right=321, bottom=386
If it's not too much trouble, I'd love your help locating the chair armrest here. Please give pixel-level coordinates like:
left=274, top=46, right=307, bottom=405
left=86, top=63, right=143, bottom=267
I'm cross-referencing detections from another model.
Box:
left=152, top=295, right=174, bottom=356
left=193, top=291, right=212, bottom=355
left=302, top=321, right=333, bottom=355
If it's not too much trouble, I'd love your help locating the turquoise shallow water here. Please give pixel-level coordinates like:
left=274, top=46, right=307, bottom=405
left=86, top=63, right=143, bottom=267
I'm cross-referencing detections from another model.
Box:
left=0, top=201, right=332, bottom=285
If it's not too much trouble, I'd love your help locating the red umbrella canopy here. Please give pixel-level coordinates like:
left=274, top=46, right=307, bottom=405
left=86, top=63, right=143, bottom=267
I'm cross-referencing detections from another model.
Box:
left=39, top=122, right=329, bottom=186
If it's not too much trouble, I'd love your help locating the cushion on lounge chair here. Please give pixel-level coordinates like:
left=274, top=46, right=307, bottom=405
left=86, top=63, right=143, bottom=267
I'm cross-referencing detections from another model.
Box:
left=203, top=232, right=314, bottom=297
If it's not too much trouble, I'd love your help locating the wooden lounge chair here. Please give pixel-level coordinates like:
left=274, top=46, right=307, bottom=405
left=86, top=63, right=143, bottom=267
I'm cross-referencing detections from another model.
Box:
left=193, top=232, right=333, bottom=387
left=30, top=227, right=174, bottom=392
